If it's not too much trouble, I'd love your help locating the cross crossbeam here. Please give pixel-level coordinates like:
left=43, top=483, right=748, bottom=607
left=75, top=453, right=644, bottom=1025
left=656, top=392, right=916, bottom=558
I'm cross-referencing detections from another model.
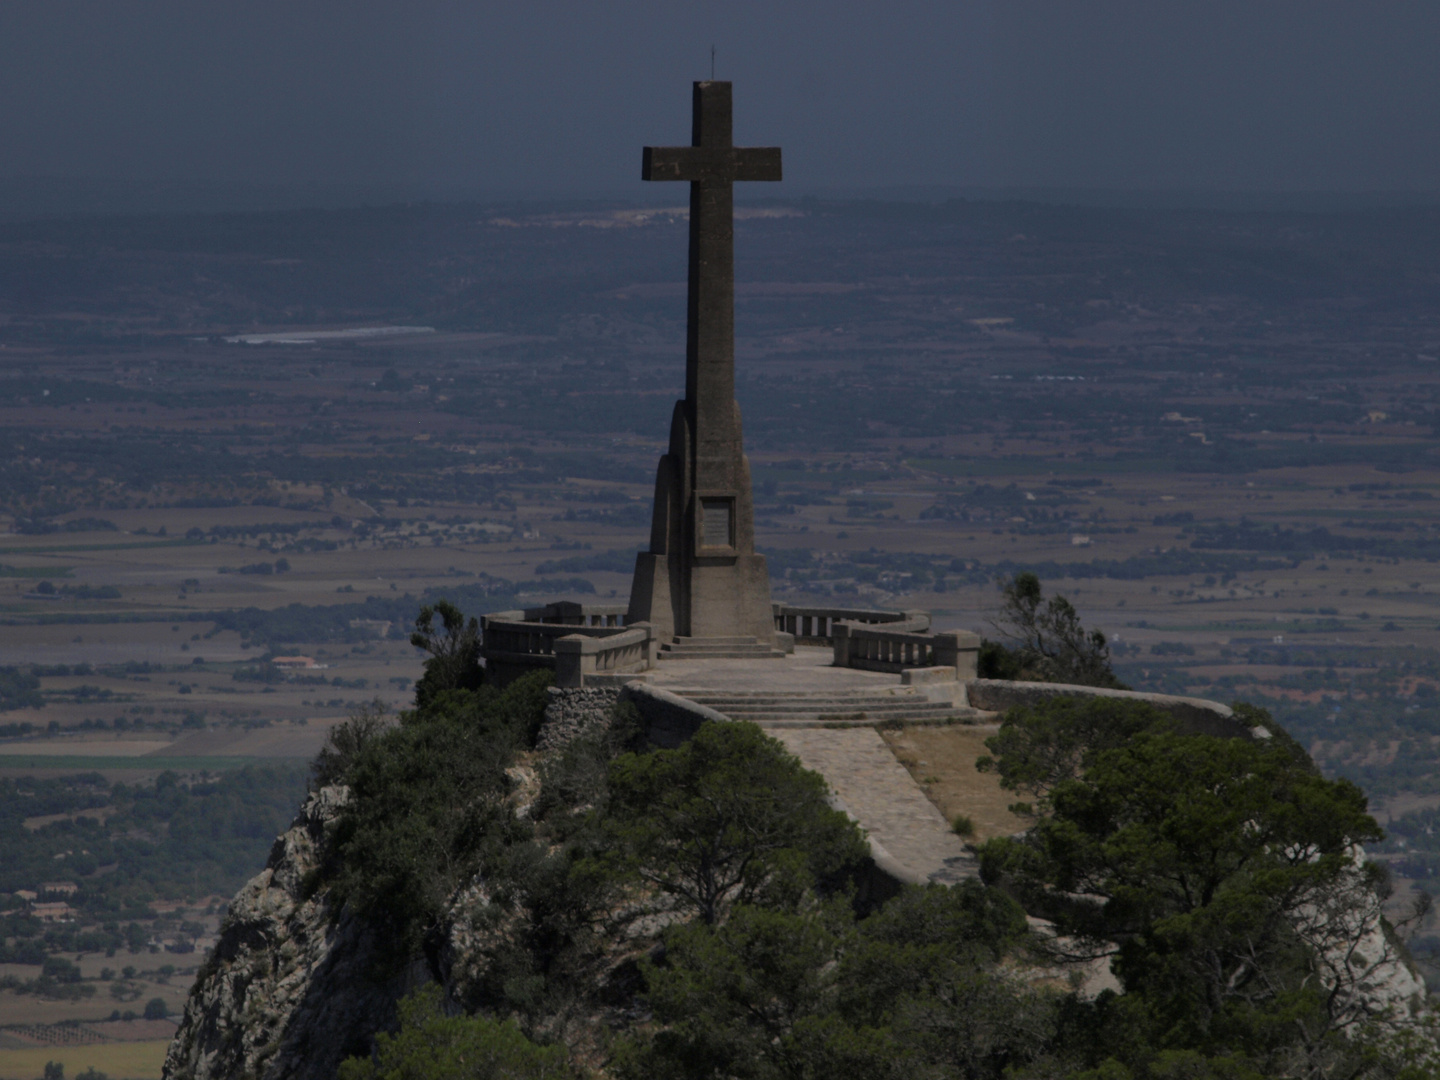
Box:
left=641, top=145, right=782, bottom=183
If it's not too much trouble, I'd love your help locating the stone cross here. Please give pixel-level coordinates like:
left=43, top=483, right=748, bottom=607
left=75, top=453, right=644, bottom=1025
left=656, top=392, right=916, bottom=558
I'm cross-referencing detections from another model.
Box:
left=642, top=82, right=781, bottom=418
left=626, top=82, right=782, bottom=649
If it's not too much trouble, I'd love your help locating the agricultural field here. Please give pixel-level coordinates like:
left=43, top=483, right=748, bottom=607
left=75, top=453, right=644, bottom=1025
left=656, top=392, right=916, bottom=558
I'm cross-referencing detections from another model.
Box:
left=5, top=193, right=1440, bottom=1050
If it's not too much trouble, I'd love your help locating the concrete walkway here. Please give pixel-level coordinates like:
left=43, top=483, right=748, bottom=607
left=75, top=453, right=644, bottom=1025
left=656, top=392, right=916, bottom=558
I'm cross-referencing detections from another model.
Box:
left=771, top=726, right=979, bottom=885
left=641, top=646, right=981, bottom=884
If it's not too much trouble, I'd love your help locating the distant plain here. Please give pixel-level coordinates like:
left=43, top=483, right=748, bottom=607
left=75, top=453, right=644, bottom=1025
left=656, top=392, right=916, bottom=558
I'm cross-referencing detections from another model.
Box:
left=5, top=194, right=1440, bottom=1049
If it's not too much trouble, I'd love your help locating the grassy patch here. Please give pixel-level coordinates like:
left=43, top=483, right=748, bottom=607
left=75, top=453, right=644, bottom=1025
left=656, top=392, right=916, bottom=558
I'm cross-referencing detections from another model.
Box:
left=907, top=455, right=1176, bottom=478
left=0, top=566, right=75, bottom=580
left=0, top=1038, right=170, bottom=1080
left=0, top=539, right=202, bottom=556
left=0, top=755, right=288, bottom=771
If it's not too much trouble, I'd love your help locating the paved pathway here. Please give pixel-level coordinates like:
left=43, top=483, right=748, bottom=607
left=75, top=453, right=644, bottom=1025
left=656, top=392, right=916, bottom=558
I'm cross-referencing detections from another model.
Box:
left=771, top=726, right=979, bottom=885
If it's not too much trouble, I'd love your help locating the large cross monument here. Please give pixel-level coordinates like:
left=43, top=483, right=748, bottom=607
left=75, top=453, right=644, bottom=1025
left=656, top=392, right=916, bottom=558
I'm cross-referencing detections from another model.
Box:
left=627, top=82, right=781, bottom=652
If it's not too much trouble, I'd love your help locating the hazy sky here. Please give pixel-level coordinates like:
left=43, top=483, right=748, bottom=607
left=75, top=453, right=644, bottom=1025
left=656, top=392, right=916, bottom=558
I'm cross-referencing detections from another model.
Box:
left=1, top=1, right=1437, bottom=199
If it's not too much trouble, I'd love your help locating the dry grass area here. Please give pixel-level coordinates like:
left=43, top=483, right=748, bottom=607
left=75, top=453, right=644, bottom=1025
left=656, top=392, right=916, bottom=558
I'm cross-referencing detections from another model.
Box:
left=0, top=1038, right=169, bottom=1079
left=880, top=724, right=1029, bottom=843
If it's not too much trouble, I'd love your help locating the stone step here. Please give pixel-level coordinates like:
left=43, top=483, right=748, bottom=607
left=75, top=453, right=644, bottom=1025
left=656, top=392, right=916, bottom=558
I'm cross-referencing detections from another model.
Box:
left=669, top=636, right=762, bottom=646
left=657, top=651, right=787, bottom=661
left=666, top=685, right=982, bottom=726
left=715, top=705, right=959, bottom=718
left=679, top=692, right=929, bottom=705
left=754, top=716, right=979, bottom=729
left=679, top=695, right=947, bottom=709
left=657, top=641, right=786, bottom=660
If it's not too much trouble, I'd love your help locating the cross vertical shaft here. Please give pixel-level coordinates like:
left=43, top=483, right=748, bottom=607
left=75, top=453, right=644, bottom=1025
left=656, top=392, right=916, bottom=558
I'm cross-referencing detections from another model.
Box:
left=628, top=82, right=783, bottom=645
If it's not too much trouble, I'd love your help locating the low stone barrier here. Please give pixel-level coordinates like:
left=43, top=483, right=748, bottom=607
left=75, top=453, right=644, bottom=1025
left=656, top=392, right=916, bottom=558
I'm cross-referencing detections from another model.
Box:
left=480, top=613, right=642, bottom=687
left=554, top=624, right=654, bottom=688
left=834, top=625, right=980, bottom=679
left=773, top=604, right=930, bottom=645
left=964, top=679, right=1261, bottom=740
left=620, top=683, right=731, bottom=749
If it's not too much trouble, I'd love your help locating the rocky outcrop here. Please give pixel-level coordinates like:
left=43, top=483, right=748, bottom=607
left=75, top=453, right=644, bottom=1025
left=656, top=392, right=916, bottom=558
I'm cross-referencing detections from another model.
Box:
left=166, top=694, right=1436, bottom=1079
left=162, top=786, right=419, bottom=1080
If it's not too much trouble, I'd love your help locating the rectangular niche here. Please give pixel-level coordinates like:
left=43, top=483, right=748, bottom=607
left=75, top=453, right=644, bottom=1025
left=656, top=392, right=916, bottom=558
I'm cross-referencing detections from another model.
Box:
left=699, top=496, right=735, bottom=551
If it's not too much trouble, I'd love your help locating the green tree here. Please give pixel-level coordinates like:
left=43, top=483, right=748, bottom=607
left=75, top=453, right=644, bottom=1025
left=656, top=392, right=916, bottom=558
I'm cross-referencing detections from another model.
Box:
left=325, top=673, right=551, bottom=963
left=338, top=985, right=571, bottom=1080
left=311, top=697, right=392, bottom=789
left=143, top=996, right=169, bottom=1019
left=600, top=721, right=869, bottom=924
left=411, top=600, right=484, bottom=708
left=976, top=694, right=1171, bottom=813
left=984, top=572, right=1125, bottom=688
left=617, top=901, right=893, bottom=1080
left=982, top=723, right=1387, bottom=1075
left=618, top=883, right=1051, bottom=1080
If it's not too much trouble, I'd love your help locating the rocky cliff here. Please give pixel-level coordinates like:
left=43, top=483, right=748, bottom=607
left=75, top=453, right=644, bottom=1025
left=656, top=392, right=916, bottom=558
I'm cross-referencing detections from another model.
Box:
left=163, top=689, right=1438, bottom=1080
left=162, top=786, right=414, bottom=1080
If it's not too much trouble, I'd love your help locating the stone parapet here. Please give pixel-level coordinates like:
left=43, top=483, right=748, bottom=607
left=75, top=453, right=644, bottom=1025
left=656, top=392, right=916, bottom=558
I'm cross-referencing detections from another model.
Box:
left=480, top=612, right=645, bottom=687
left=834, top=625, right=980, bottom=679
left=620, top=682, right=731, bottom=749
left=773, top=603, right=929, bottom=645
left=553, top=624, right=654, bottom=688
left=963, top=679, right=1260, bottom=740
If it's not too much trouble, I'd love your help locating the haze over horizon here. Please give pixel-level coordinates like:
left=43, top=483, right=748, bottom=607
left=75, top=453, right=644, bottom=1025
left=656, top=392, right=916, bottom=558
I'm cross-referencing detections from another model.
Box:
left=1, top=1, right=1438, bottom=215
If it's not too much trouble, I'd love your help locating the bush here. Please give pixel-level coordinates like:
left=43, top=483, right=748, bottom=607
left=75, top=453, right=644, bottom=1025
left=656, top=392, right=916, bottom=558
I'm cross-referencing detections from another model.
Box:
left=986, top=572, right=1125, bottom=688
left=979, top=704, right=1388, bottom=1076
left=410, top=600, right=484, bottom=708
left=601, top=721, right=869, bottom=924
left=310, top=698, right=392, bottom=790
left=323, top=672, right=552, bottom=963
left=143, top=996, right=169, bottom=1019
left=338, top=985, right=572, bottom=1080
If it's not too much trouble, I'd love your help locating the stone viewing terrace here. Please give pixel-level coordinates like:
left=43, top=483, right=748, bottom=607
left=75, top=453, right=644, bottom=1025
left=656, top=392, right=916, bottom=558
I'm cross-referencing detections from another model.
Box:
left=480, top=599, right=982, bottom=698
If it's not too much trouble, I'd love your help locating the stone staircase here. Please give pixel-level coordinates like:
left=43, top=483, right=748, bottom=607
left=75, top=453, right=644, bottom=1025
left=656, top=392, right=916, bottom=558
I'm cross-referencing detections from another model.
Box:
left=657, top=636, right=787, bottom=661
left=665, top=686, right=982, bottom=727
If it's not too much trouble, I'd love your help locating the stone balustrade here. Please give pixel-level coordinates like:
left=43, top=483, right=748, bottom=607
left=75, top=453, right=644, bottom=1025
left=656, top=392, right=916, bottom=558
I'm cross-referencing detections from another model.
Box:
left=833, top=624, right=980, bottom=679
left=773, top=604, right=930, bottom=645
left=519, top=601, right=630, bottom=626
left=480, top=610, right=643, bottom=686
left=554, top=624, right=655, bottom=688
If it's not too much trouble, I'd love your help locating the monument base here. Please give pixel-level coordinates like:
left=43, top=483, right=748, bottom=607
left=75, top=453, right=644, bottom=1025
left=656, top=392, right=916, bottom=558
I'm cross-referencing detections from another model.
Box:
left=628, top=551, right=777, bottom=645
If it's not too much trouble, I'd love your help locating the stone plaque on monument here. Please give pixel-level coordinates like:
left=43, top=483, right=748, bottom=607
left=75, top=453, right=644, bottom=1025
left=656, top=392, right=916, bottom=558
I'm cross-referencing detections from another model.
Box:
left=627, top=82, right=781, bottom=649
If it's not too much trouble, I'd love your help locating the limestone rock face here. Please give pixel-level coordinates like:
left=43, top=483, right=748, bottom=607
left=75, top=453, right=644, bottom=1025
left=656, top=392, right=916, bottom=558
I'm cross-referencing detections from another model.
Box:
left=162, top=786, right=407, bottom=1080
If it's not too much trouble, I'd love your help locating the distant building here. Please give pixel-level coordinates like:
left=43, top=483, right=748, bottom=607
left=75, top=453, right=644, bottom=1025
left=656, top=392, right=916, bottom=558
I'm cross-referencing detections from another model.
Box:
left=15, top=889, right=37, bottom=903
left=31, top=901, right=74, bottom=922
left=347, top=619, right=392, bottom=638
left=40, top=881, right=78, bottom=897
left=272, top=656, right=323, bottom=670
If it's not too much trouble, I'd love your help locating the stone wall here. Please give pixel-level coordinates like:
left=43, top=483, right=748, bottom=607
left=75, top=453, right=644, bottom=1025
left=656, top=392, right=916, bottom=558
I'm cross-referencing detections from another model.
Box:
left=619, top=683, right=731, bottom=749
left=538, top=686, right=621, bottom=752
left=964, top=679, right=1262, bottom=740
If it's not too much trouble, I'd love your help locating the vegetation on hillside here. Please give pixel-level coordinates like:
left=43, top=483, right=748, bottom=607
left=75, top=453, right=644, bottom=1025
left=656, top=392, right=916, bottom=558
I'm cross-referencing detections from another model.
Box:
left=315, top=603, right=1435, bottom=1079
left=979, top=572, right=1126, bottom=689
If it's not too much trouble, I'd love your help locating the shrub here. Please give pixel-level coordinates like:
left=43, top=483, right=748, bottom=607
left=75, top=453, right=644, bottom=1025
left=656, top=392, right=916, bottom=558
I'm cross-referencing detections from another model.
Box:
left=338, top=985, right=571, bottom=1080
left=601, top=721, right=869, bottom=924
left=322, top=672, right=552, bottom=963
left=986, top=572, right=1125, bottom=688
